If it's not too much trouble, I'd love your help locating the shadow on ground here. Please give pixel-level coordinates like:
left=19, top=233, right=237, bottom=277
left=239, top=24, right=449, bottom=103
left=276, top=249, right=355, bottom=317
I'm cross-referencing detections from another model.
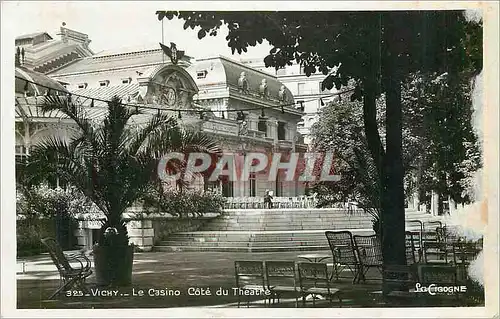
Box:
left=16, top=250, right=482, bottom=309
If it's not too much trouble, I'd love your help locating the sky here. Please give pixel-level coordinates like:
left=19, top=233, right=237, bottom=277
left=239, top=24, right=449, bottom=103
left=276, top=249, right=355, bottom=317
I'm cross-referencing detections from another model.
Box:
left=4, top=1, right=485, bottom=61
left=5, top=1, right=272, bottom=60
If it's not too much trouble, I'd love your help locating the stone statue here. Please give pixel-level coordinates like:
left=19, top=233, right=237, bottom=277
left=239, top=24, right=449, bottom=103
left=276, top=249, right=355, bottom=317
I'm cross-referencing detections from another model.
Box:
left=259, top=79, right=268, bottom=98
left=238, top=72, right=249, bottom=93
left=278, top=85, right=287, bottom=102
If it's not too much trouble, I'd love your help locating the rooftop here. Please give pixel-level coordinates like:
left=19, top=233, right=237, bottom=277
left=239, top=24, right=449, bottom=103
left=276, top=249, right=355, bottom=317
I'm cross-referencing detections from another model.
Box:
left=15, top=66, right=68, bottom=96
left=15, top=32, right=53, bottom=41
left=50, top=45, right=191, bottom=76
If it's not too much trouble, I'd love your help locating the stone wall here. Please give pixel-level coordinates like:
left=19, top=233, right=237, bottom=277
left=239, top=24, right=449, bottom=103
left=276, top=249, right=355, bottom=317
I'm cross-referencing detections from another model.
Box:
left=152, top=217, right=212, bottom=244
left=73, top=213, right=218, bottom=252
left=17, top=217, right=77, bottom=256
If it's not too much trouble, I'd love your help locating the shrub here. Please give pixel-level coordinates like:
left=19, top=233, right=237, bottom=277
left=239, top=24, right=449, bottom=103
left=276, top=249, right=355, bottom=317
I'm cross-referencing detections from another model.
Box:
left=143, top=189, right=226, bottom=218
left=16, top=185, right=92, bottom=254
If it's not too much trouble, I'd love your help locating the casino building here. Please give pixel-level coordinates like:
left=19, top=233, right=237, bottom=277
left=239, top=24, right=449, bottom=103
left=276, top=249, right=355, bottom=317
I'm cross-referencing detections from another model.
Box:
left=15, top=26, right=308, bottom=198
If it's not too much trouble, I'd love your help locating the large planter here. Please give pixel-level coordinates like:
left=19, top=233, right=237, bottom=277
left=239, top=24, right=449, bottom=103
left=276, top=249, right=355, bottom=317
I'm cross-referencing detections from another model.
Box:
left=93, top=244, right=134, bottom=286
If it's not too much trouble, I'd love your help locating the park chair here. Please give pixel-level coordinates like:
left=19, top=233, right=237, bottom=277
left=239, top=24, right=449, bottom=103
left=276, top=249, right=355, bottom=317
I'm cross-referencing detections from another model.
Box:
left=406, top=230, right=423, bottom=261
left=423, top=241, right=453, bottom=264
left=417, top=264, right=462, bottom=305
left=353, top=234, right=383, bottom=282
left=40, top=237, right=92, bottom=299
left=375, top=264, right=420, bottom=306
left=405, top=231, right=418, bottom=265
left=424, top=220, right=443, bottom=231
left=265, top=261, right=299, bottom=307
left=437, top=226, right=461, bottom=243
left=423, top=221, right=442, bottom=243
left=325, top=231, right=361, bottom=283
left=297, top=262, right=342, bottom=307
left=406, top=219, right=424, bottom=234
left=234, top=260, right=269, bottom=308
left=452, top=241, right=482, bottom=283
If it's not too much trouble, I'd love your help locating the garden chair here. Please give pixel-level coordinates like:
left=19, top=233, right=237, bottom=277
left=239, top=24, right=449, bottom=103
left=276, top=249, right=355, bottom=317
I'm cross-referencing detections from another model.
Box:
left=325, top=231, right=361, bottom=283
left=423, top=221, right=442, bottom=243
left=353, top=234, right=383, bottom=282
left=452, top=241, right=482, bottom=283
left=417, top=264, right=462, bottom=305
left=374, top=264, right=420, bottom=306
left=406, top=219, right=424, bottom=234
left=41, top=237, right=92, bottom=299
left=436, top=226, right=461, bottom=243
left=405, top=231, right=419, bottom=265
left=297, top=262, right=342, bottom=307
left=234, top=260, right=269, bottom=308
left=265, top=261, right=300, bottom=307
left=424, top=220, right=443, bottom=231
left=423, top=241, right=452, bottom=264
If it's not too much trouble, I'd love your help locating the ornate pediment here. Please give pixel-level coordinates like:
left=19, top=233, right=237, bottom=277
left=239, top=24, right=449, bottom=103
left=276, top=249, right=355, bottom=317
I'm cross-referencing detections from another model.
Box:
left=143, top=66, right=198, bottom=109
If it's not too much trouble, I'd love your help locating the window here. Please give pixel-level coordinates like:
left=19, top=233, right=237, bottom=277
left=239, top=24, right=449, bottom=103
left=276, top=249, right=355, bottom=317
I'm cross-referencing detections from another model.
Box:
left=258, top=119, right=267, bottom=137
left=15, top=145, right=27, bottom=157
left=297, top=82, right=306, bottom=95
left=197, top=70, right=207, bottom=79
left=275, top=174, right=283, bottom=197
left=277, top=122, right=286, bottom=140
left=221, top=177, right=234, bottom=197
left=249, top=173, right=256, bottom=197
left=77, top=83, right=88, bottom=89
left=276, top=68, right=286, bottom=76
left=99, top=80, right=109, bottom=87
left=122, top=78, right=131, bottom=84
left=15, top=145, right=27, bottom=181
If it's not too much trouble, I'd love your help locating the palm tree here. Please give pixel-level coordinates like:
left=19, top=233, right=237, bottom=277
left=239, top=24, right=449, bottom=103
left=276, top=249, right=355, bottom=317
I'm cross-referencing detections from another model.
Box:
left=20, top=95, right=220, bottom=247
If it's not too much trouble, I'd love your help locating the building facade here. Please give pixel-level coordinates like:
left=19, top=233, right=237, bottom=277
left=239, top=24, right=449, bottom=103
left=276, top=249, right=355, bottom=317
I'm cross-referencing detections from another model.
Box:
left=15, top=26, right=94, bottom=74
left=15, top=29, right=308, bottom=198
left=240, top=58, right=339, bottom=145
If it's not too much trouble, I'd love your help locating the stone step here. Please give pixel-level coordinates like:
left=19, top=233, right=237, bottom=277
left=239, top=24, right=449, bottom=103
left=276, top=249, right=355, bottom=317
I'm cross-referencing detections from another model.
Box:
left=212, top=218, right=375, bottom=223
left=153, top=245, right=331, bottom=253
left=158, top=240, right=330, bottom=248
left=154, top=206, right=442, bottom=252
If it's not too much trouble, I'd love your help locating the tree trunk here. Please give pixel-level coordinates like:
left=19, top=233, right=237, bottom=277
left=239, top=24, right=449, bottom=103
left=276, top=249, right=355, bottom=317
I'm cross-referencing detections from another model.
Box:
left=382, top=72, right=406, bottom=266
left=381, top=12, right=407, bottom=272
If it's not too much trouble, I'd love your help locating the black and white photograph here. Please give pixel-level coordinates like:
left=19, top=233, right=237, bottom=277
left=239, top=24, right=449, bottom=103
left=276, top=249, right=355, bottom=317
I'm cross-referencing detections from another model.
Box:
left=1, top=1, right=498, bottom=318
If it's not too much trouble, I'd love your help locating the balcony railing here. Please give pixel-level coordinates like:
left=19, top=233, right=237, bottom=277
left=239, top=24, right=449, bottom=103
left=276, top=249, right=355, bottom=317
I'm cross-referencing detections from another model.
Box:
left=223, top=196, right=318, bottom=209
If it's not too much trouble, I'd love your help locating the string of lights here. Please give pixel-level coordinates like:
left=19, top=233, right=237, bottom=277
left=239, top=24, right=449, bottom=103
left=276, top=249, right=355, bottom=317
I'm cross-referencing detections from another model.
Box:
left=15, top=75, right=355, bottom=117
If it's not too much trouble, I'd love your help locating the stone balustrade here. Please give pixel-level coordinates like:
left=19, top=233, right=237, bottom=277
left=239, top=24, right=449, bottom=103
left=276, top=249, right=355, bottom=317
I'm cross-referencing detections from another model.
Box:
left=223, top=196, right=318, bottom=209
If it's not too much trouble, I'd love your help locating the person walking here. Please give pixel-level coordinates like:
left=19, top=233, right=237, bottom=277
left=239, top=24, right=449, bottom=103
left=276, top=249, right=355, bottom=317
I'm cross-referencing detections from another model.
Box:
left=264, top=189, right=273, bottom=209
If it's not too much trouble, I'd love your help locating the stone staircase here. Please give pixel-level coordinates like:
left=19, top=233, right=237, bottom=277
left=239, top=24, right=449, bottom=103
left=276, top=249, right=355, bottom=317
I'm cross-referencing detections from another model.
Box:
left=154, top=208, right=442, bottom=252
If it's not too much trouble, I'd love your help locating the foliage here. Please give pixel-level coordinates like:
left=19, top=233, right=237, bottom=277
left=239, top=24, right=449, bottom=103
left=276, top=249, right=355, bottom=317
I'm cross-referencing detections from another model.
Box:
left=142, top=188, right=226, bottom=218
left=17, top=218, right=53, bottom=256
left=402, top=71, right=482, bottom=211
left=311, top=71, right=481, bottom=216
left=19, top=96, right=220, bottom=247
left=156, top=10, right=482, bottom=265
left=16, top=184, right=93, bottom=219
left=310, top=94, right=383, bottom=222
left=16, top=185, right=87, bottom=255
